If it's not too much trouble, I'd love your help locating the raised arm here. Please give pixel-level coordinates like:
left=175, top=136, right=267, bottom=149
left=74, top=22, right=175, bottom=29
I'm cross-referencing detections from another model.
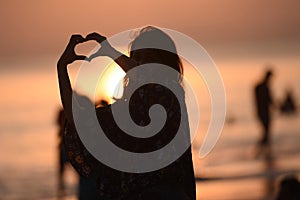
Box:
left=58, top=33, right=136, bottom=125
left=86, top=32, right=138, bottom=72
left=57, top=35, right=87, bottom=125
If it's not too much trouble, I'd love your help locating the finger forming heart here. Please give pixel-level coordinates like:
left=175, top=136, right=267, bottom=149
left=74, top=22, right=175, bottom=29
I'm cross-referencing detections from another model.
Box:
left=74, top=39, right=101, bottom=61
left=69, top=33, right=106, bottom=62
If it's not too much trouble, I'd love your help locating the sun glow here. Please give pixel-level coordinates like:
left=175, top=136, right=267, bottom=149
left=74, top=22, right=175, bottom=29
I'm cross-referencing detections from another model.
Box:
left=96, top=63, right=126, bottom=104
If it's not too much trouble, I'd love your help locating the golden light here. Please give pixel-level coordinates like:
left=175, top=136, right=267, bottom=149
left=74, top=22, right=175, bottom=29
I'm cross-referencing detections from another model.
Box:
left=96, top=63, right=126, bottom=104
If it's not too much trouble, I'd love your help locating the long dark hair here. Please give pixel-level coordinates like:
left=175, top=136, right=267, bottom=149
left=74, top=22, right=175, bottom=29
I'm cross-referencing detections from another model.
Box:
left=115, top=26, right=184, bottom=101
left=129, top=26, right=183, bottom=82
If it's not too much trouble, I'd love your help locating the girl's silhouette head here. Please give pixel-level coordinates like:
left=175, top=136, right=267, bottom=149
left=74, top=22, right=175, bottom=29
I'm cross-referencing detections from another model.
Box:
left=128, top=26, right=183, bottom=83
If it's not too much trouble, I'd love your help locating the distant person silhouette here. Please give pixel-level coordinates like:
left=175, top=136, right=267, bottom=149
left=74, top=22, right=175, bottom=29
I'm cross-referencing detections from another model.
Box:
left=56, top=108, right=68, bottom=191
left=277, top=175, right=300, bottom=200
left=280, top=89, right=297, bottom=115
left=254, top=69, right=273, bottom=152
left=57, top=26, right=196, bottom=199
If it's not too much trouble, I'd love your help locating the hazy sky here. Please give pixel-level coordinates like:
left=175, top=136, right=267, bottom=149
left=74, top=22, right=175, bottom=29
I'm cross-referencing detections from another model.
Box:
left=1, top=0, right=300, bottom=60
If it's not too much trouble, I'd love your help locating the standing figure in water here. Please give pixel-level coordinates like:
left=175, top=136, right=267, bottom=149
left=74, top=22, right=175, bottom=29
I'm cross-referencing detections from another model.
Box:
left=254, top=69, right=274, bottom=155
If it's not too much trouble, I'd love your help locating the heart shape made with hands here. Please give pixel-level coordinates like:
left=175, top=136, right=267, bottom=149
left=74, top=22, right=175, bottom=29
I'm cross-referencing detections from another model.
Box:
left=74, top=33, right=106, bottom=62
left=74, top=40, right=100, bottom=62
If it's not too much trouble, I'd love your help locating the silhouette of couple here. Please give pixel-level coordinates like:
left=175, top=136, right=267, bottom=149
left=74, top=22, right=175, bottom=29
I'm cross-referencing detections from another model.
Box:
left=253, top=69, right=298, bottom=156
left=57, top=26, right=196, bottom=200
left=252, top=69, right=300, bottom=198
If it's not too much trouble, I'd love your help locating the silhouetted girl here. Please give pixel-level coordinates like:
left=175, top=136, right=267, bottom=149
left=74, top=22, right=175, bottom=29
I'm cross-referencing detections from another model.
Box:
left=57, top=26, right=196, bottom=200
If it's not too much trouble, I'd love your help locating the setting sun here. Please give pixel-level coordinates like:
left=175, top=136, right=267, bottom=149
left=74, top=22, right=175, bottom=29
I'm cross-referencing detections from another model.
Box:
left=96, top=63, right=126, bottom=104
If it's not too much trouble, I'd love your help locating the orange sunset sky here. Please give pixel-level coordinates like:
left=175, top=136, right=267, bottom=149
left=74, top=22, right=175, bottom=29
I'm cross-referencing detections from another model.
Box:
left=1, top=0, right=300, bottom=65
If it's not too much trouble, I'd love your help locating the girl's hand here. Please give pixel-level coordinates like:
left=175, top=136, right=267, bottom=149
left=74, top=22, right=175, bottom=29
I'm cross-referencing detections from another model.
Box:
left=86, top=32, right=114, bottom=61
left=58, top=35, right=87, bottom=66
left=86, top=32, right=137, bottom=72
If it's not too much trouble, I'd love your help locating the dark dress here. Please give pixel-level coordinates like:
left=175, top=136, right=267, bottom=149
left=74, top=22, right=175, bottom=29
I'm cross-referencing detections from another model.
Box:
left=64, top=83, right=196, bottom=199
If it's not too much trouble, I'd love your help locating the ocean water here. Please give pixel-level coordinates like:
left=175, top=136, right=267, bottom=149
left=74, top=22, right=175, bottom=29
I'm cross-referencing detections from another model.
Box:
left=0, top=56, right=300, bottom=200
